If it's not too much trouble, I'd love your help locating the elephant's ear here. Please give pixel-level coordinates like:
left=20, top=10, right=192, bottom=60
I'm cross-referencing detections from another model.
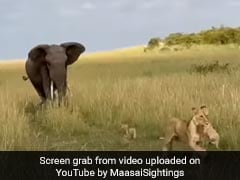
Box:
left=28, top=45, right=49, bottom=61
left=61, top=42, right=85, bottom=65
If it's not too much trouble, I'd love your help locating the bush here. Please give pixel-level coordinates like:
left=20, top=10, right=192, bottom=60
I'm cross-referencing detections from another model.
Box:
left=159, top=47, right=171, bottom=51
left=148, top=38, right=161, bottom=47
left=144, top=38, right=162, bottom=52
left=190, top=61, right=231, bottom=75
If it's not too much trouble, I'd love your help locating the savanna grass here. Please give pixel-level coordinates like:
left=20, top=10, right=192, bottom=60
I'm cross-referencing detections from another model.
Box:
left=0, top=45, right=240, bottom=150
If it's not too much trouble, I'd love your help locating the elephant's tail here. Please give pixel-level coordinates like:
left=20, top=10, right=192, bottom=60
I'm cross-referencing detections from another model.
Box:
left=22, top=75, right=29, bottom=81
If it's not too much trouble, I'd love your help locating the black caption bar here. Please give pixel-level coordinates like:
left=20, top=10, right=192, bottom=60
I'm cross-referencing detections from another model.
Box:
left=0, top=151, right=239, bottom=180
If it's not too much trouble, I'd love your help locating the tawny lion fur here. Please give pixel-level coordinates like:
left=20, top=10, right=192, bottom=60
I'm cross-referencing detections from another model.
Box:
left=162, top=106, right=219, bottom=151
left=121, top=124, right=137, bottom=140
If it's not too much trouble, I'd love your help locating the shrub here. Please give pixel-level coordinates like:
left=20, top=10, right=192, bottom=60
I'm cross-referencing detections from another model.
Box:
left=190, top=61, right=231, bottom=75
left=144, top=38, right=162, bottom=52
left=159, top=47, right=171, bottom=51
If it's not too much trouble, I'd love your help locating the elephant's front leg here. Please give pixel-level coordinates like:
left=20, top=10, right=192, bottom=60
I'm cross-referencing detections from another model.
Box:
left=41, top=66, right=51, bottom=100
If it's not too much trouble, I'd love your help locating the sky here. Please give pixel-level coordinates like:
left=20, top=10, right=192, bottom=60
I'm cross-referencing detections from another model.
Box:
left=0, top=0, right=240, bottom=60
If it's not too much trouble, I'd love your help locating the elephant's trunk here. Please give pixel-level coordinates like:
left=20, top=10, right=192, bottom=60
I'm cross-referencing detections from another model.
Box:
left=56, top=82, right=67, bottom=102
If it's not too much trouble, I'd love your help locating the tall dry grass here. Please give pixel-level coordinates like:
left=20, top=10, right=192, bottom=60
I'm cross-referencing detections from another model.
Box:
left=0, top=45, right=240, bottom=150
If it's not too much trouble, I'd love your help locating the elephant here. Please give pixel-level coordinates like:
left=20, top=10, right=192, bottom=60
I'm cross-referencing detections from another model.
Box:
left=25, top=42, right=85, bottom=105
left=22, top=75, right=73, bottom=98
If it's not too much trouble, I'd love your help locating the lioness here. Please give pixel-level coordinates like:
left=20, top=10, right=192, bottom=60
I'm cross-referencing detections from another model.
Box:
left=162, top=106, right=219, bottom=151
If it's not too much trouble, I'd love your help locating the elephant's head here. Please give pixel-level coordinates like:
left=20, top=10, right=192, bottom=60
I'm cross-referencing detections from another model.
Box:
left=28, top=42, right=85, bottom=101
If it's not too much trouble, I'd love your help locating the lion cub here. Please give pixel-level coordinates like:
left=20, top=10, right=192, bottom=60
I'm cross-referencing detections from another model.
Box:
left=199, top=121, right=220, bottom=149
left=120, top=124, right=137, bottom=140
left=162, top=106, right=219, bottom=151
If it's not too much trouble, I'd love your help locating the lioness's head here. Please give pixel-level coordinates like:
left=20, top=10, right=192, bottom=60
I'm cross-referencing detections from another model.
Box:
left=191, top=105, right=210, bottom=126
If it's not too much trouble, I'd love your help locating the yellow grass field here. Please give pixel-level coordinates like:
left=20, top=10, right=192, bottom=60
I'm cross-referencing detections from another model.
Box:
left=0, top=45, right=240, bottom=150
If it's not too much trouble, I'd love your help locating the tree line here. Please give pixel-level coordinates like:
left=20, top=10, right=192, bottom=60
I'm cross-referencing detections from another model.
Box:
left=147, top=26, right=240, bottom=49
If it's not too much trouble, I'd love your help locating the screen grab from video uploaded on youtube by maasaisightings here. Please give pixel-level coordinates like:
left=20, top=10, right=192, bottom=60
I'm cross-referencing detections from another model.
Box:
left=0, top=0, right=240, bottom=179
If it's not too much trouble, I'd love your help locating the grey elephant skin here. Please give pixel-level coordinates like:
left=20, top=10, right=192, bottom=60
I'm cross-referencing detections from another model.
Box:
left=25, top=42, right=85, bottom=104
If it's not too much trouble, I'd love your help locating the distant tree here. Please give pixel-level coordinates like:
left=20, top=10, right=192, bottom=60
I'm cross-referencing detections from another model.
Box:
left=144, top=37, right=162, bottom=52
left=148, top=38, right=161, bottom=48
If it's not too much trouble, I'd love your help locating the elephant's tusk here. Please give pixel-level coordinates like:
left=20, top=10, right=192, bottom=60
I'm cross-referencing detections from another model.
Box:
left=50, top=80, right=54, bottom=100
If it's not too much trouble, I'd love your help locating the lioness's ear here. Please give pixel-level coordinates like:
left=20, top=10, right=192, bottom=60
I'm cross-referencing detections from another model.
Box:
left=192, top=107, right=198, bottom=114
left=200, top=105, right=209, bottom=115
